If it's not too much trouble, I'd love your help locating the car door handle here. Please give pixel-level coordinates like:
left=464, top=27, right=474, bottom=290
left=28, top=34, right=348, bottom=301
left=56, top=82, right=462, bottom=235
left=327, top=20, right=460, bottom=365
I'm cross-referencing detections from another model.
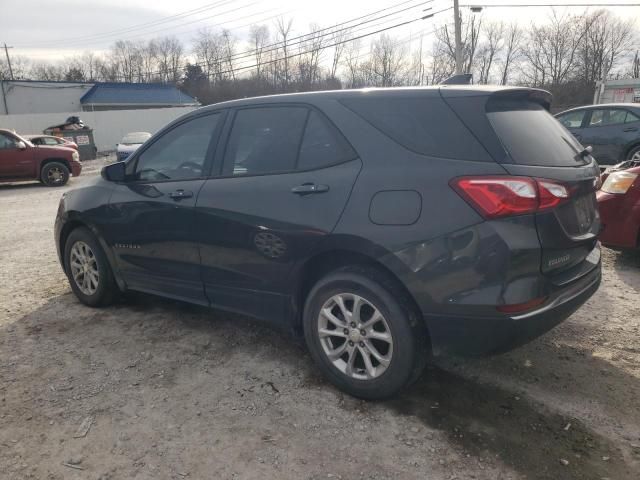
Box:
left=623, top=127, right=638, bottom=132
left=168, top=189, right=193, bottom=200
left=291, top=183, right=329, bottom=195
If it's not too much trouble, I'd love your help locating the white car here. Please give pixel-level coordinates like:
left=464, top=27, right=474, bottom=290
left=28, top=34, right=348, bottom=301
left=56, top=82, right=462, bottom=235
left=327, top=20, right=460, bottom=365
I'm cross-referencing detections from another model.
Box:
left=116, top=132, right=151, bottom=161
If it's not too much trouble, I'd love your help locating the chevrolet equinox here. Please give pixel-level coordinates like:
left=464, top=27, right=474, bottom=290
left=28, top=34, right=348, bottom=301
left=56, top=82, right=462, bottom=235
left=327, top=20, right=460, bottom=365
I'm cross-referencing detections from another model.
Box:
left=55, top=87, right=602, bottom=399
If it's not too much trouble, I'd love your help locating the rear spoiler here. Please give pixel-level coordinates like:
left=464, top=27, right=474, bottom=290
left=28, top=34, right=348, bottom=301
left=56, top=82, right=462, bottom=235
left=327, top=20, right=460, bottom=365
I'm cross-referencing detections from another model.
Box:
left=487, top=88, right=553, bottom=111
left=440, top=74, right=473, bottom=85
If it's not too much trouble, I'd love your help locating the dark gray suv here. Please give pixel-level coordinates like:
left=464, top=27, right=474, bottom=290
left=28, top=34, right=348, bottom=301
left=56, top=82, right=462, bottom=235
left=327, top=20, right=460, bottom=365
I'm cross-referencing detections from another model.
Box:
left=55, top=86, right=602, bottom=399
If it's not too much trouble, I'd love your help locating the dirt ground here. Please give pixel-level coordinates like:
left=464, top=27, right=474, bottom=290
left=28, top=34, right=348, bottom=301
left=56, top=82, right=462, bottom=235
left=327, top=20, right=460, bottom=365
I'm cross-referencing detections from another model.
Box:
left=1, top=163, right=639, bottom=480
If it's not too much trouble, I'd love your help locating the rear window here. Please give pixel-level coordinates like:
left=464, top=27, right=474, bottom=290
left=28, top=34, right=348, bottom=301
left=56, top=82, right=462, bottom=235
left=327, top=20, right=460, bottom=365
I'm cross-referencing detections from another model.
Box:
left=487, top=100, right=584, bottom=166
left=340, top=96, right=491, bottom=161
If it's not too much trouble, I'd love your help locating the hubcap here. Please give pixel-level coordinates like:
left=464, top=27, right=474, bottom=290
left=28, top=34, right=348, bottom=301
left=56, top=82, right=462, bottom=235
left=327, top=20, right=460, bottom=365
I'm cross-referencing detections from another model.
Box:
left=47, top=167, right=64, bottom=184
left=631, top=149, right=640, bottom=162
left=69, top=241, right=99, bottom=296
left=317, top=293, right=393, bottom=380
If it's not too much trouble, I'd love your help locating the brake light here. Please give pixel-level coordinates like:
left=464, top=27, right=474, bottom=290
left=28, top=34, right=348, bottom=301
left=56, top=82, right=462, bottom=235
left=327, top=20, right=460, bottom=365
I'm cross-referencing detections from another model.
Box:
left=496, top=296, right=546, bottom=314
left=451, top=176, right=570, bottom=219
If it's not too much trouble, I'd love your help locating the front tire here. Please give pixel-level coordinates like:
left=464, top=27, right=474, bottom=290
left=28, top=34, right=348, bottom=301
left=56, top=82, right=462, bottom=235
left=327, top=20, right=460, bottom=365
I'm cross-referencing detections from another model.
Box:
left=626, top=144, right=640, bottom=162
left=64, top=227, right=117, bottom=307
left=41, top=162, right=70, bottom=187
left=303, top=266, right=427, bottom=400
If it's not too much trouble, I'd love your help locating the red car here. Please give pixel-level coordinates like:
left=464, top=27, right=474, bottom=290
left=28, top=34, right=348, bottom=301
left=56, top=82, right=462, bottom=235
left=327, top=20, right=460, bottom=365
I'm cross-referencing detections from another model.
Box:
left=25, top=134, right=78, bottom=150
left=597, top=165, right=640, bottom=249
left=0, top=129, right=82, bottom=186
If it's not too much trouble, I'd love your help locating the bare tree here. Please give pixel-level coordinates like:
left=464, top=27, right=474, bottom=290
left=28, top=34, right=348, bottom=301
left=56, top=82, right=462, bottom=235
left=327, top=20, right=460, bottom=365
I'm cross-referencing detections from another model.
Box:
left=632, top=50, right=640, bottom=78
left=330, top=27, right=350, bottom=79
left=476, top=21, right=504, bottom=84
left=275, top=17, right=294, bottom=87
left=249, top=24, right=270, bottom=80
left=500, top=23, right=522, bottom=85
left=156, top=36, right=184, bottom=83
left=437, top=12, right=482, bottom=74
left=367, top=34, right=409, bottom=87
left=342, top=38, right=362, bottom=88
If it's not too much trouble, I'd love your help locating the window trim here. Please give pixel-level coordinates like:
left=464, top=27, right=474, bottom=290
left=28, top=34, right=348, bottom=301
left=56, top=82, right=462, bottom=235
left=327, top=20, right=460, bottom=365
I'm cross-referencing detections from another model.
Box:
left=214, top=102, right=359, bottom=180
left=585, top=108, right=634, bottom=128
left=123, top=109, right=227, bottom=184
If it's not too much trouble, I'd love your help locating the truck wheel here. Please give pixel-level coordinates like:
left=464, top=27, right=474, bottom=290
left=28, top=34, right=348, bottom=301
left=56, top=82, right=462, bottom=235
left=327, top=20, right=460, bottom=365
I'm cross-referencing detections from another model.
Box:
left=41, top=162, right=70, bottom=186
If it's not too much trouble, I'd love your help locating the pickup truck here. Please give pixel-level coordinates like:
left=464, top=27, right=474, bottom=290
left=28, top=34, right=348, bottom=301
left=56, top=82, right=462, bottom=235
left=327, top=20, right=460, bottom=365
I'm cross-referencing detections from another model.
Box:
left=0, top=128, right=82, bottom=186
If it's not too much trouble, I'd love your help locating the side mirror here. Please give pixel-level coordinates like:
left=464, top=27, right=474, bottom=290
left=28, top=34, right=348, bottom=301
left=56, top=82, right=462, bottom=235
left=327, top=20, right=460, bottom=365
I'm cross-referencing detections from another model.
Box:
left=16, top=141, right=26, bottom=150
left=101, top=161, right=127, bottom=182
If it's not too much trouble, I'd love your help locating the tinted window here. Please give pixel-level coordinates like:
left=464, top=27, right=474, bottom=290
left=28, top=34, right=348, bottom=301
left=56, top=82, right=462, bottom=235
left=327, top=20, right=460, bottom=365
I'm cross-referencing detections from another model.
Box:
left=340, top=96, right=490, bottom=161
left=589, top=109, right=628, bottom=126
left=626, top=110, right=640, bottom=123
left=557, top=110, right=585, bottom=128
left=0, top=133, right=16, bottom=149
left=223, top=107, right=307, bottom=176
left=135, top=114, right=220, bottom=182
left=298, top=111, right=356, bottom=170
left=487, top=100, right=584, bottom=167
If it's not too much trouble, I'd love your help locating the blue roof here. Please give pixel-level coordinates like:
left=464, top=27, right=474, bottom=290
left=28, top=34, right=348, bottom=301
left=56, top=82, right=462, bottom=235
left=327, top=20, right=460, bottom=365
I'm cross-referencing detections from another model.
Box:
left=80, top=82, right=198, bottom=106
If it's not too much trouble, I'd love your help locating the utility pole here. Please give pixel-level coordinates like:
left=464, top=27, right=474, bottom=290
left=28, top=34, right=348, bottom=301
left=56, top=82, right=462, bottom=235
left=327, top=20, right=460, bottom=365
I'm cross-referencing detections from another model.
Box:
left=453, top=0, right=463, bottom=75
left=3, top=43, right=14, bottom=80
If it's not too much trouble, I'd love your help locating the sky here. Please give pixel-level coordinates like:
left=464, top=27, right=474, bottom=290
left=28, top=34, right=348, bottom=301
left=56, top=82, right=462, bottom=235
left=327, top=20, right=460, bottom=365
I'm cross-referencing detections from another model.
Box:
left=1, top=0, right=639, bottom=61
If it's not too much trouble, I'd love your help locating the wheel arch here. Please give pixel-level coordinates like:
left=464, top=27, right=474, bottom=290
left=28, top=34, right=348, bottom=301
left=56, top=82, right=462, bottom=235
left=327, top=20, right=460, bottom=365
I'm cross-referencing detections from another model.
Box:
left=41, top=157, right=71, bottom=171
left=624, top=141, right=640, bottom=160
left=59, top=216, right=126, bottom=290
left=291, top=246, right=429, bottom=347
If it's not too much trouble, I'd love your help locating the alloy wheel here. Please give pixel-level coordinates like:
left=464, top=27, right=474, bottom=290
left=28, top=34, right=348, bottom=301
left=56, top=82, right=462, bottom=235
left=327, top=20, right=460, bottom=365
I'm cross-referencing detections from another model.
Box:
left=47, top=166, right=65, bottom=184
left=317, top=293, right=393, bottom=380
left=69, top=241, right=99, bottom=296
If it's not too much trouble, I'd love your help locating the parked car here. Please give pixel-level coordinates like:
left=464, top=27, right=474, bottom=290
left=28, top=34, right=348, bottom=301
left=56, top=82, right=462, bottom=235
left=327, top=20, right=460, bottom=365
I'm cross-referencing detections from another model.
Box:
left=55, top=87, right=602, bottom=399
left=601, top=158, right=640, bottom=182
left=555, top=104, right=640, bottom=165
left=597, top=164, right=640, bottom=250
left=116, top=132, right=151, bottom=161
left=25, top=134, right=78, bottom=150
left=0, top=128, right=82, bottom=186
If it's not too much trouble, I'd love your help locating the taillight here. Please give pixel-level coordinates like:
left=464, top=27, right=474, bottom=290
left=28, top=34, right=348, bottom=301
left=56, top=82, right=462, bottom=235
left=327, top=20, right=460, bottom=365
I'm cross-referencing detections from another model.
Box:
left=450, top=176, right=570, bottom=219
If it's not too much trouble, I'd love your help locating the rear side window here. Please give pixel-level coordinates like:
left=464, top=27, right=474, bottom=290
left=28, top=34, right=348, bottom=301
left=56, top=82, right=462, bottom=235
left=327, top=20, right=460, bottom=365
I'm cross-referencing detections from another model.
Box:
left=298, top=111, right=356, bottom=170
left=340, top=96, right=490, bottom=161
left=487, top=100, right=584, bottom=167
left=223, top=107, right=307, bottom=176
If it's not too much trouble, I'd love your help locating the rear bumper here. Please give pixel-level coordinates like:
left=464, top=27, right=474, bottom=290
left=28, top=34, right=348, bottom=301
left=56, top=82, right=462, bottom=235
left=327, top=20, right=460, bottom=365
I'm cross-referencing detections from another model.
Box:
left=425, top=261, right=601, bottom=356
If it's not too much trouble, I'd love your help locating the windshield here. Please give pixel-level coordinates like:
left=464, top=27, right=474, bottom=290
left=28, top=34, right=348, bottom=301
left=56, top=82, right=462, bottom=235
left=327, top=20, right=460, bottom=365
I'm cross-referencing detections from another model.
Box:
left=121, top=132, right=151, bottom=144
left=487, top=100, right=586, bottom=166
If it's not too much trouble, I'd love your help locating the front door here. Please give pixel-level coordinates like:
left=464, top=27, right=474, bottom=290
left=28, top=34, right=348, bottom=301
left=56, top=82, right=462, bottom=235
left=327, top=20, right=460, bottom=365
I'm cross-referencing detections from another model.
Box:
left=0, top=132, right=33, bottom=179
left=104, top=111, right=225, bottom=304
left=195, top=106, right=362, bottom=323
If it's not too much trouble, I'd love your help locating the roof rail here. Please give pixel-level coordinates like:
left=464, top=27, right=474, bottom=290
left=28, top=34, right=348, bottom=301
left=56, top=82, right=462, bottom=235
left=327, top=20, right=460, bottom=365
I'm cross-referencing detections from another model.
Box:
left=441, top=74, right=473, bottom=85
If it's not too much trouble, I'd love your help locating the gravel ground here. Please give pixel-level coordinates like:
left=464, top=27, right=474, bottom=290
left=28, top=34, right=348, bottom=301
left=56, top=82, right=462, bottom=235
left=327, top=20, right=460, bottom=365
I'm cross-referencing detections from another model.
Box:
left=1, top=164, right=639, bottom=480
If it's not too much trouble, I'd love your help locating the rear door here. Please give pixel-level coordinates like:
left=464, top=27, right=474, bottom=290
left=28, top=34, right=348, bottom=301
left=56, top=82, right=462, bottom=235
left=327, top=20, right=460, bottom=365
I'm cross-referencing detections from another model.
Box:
left=443, top=90, right=601, bottom=279
left=580, top=108, right=631, bottom=164
left=195, top=105, right=361, bottom=323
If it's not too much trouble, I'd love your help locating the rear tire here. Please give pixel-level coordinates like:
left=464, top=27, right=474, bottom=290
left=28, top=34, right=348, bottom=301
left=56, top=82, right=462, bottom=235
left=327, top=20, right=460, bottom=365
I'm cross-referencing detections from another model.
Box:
left=303, top=266, right=427, bottom=400
left=64, top=227, right=117, bottom=307
left=41, top=162, right=70, bottom=187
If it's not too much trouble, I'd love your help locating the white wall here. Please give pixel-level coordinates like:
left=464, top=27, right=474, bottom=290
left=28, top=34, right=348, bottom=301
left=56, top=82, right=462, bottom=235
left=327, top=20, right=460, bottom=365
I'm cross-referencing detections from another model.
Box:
left=1, top=81, right=92, bottom=114
left=0, top=107, right=199, bottom=152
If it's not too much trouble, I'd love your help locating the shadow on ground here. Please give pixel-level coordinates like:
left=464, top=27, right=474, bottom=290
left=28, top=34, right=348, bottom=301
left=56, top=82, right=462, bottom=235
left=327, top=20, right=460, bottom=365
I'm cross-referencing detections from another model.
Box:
left=1, top=289, right=638, bottom=479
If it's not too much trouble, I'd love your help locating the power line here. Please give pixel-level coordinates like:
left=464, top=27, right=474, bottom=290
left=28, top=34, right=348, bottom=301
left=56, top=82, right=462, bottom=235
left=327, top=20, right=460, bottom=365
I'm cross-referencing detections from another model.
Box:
left=113, top=5, right=453, bottom=82
left=16, top=0, right=238, bottom=47
left=461, top=3, right=640, bottom=6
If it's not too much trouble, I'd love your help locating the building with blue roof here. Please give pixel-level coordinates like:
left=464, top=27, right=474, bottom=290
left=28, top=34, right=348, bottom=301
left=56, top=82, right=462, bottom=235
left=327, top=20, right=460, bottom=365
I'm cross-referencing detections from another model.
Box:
left=1, top=80, right=199, bottom=115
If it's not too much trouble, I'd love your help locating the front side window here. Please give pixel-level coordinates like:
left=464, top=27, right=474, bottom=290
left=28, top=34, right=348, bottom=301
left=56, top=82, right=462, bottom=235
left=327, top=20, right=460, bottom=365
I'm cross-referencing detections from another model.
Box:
left=625, top=111, right=640, bottom=123
left=134, top=114, right=220, bottom=182
left=45, top=138, right=59, bottom=145
left=223, top=107, right=308, bottom=176
left=557, top=110, right=585, bottom=128
left=0, top=133, right=16, bottom=150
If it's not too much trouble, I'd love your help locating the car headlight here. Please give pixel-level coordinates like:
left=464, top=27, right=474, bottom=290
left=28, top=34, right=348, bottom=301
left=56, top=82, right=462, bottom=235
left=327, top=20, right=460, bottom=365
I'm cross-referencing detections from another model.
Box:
left=601, top=171, right=638, bottom=194
left=72, top=151, right=79, bottom=161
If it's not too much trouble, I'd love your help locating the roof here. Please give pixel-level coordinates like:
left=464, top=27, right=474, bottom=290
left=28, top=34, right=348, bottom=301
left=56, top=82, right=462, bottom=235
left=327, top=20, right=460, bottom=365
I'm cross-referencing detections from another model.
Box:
left=195, top=85, right=549, bottom=112
left=80, top=82, right=198, bottom=106
left=557, top=103, right=640, bottom=114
